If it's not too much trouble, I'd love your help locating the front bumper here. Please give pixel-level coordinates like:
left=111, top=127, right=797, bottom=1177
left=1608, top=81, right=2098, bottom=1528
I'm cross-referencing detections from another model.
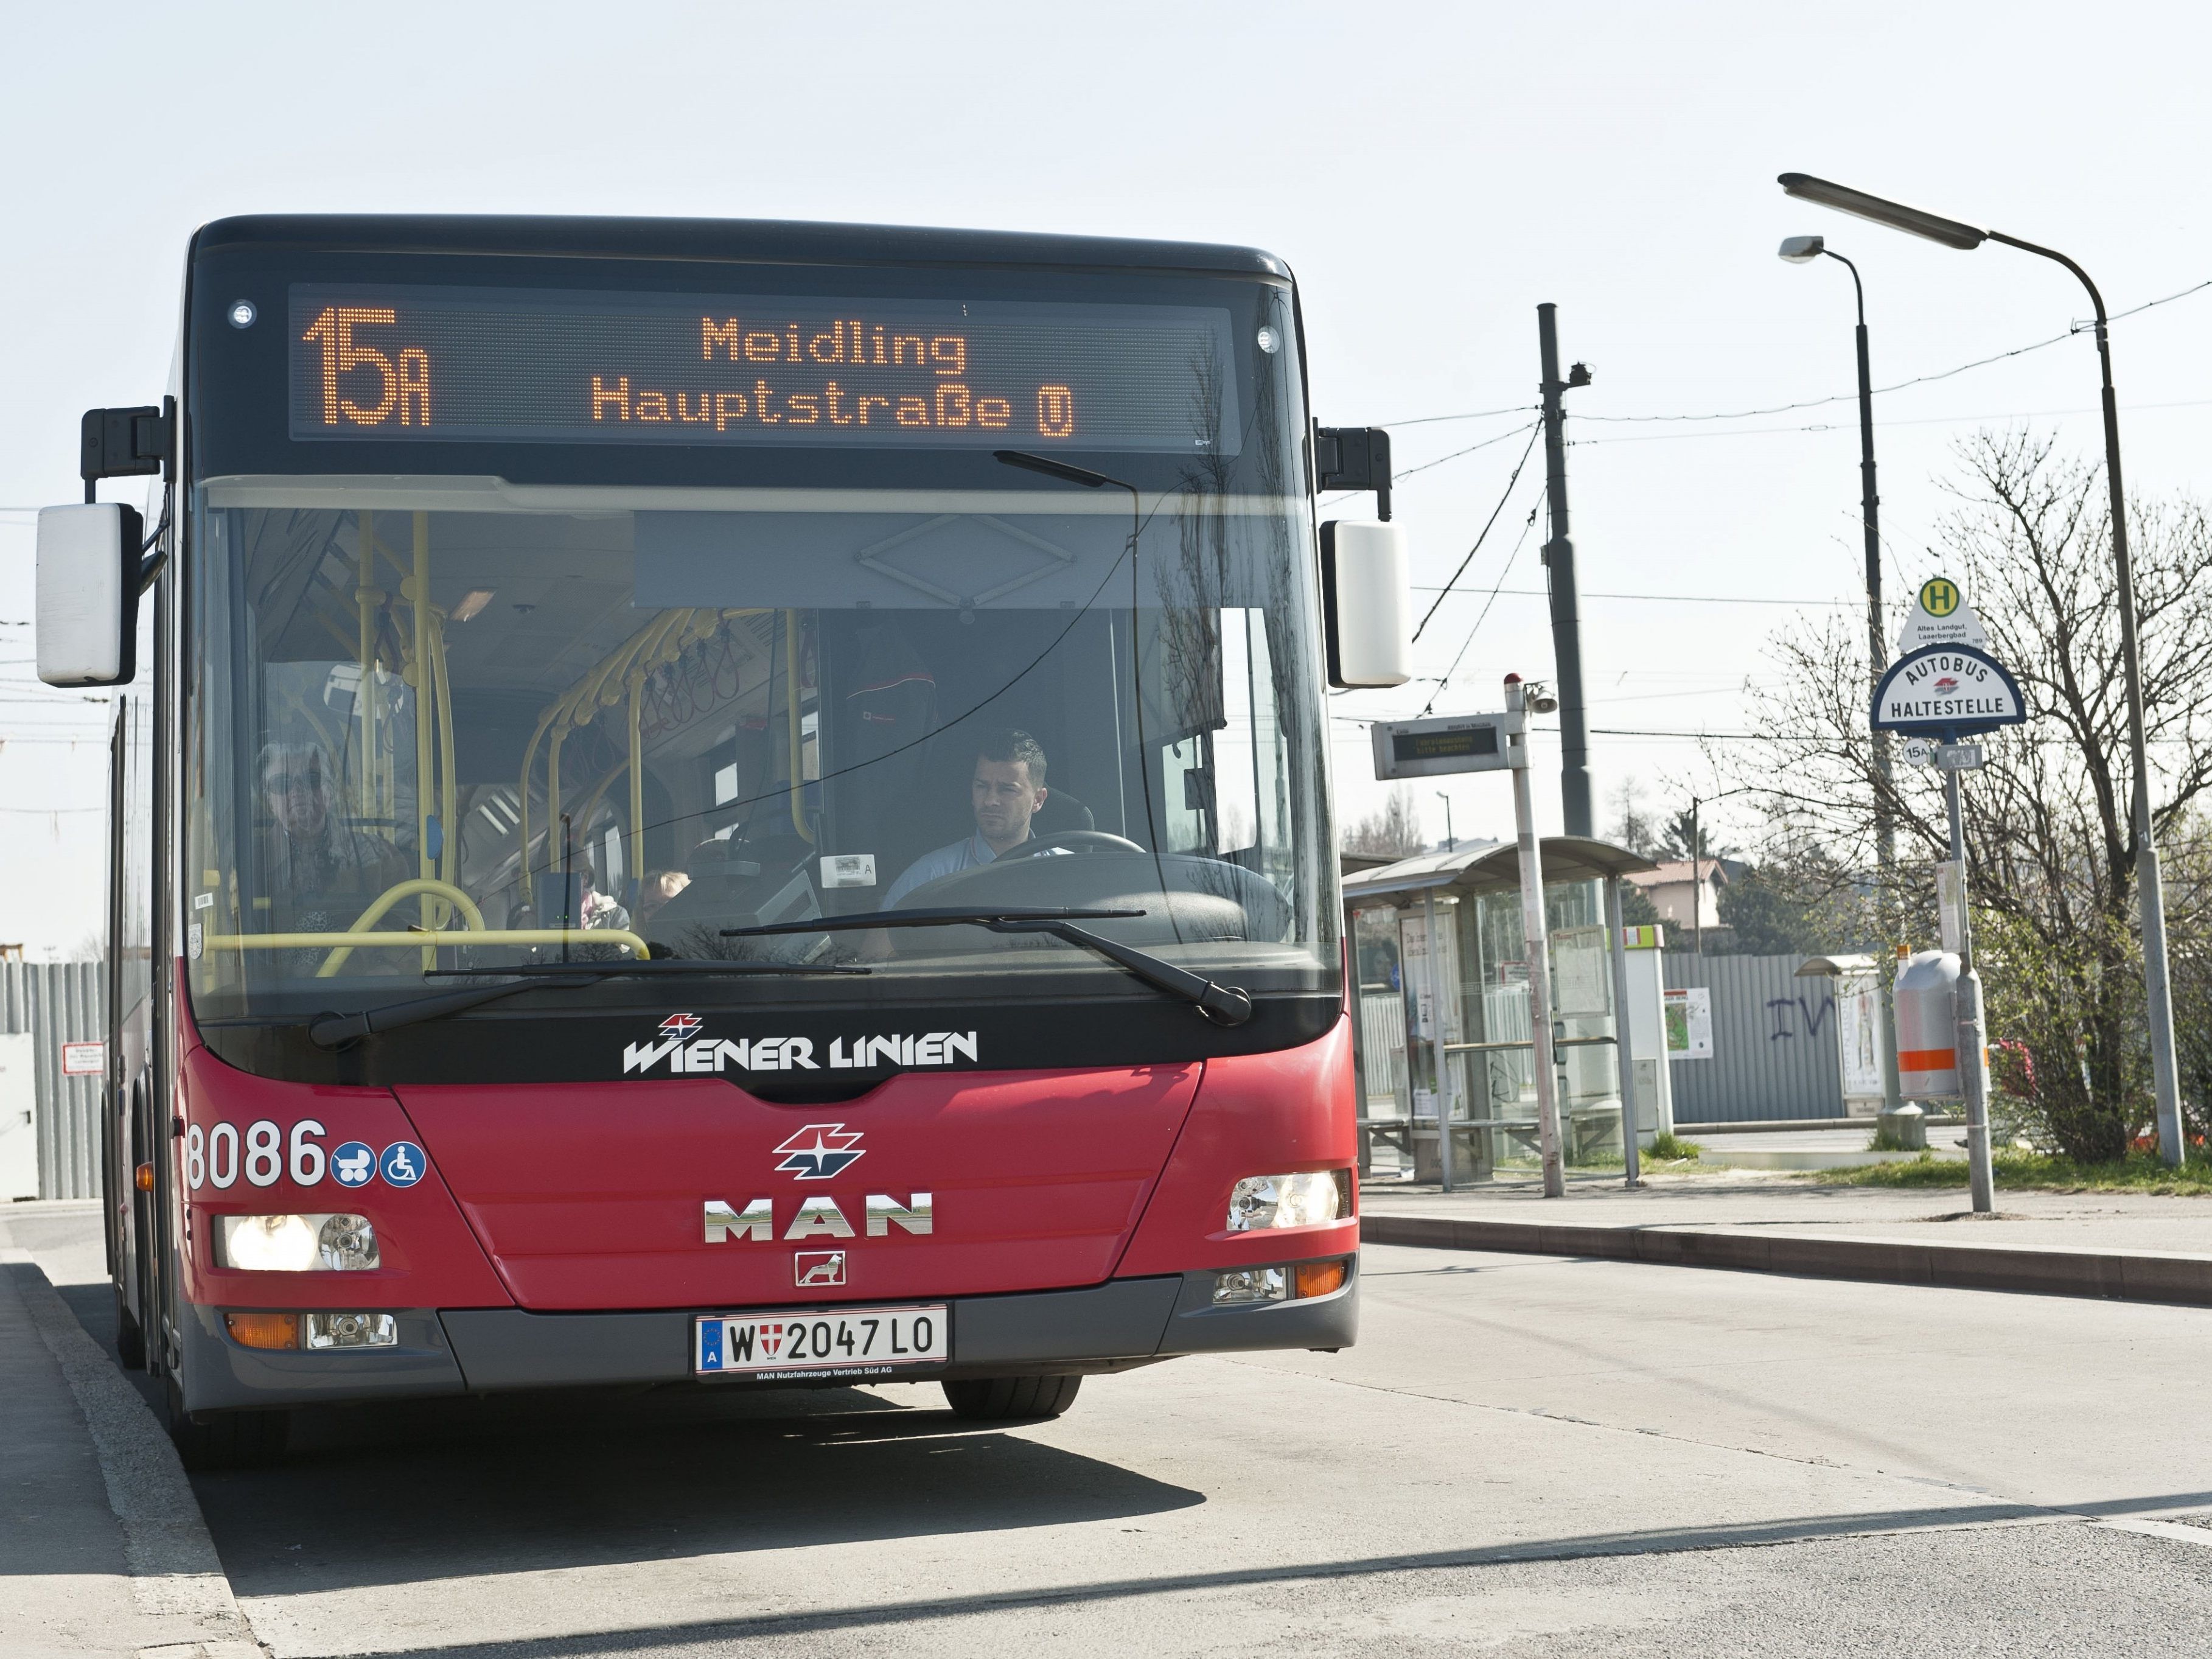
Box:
left=178, top=1257, right=1359, bottom=1413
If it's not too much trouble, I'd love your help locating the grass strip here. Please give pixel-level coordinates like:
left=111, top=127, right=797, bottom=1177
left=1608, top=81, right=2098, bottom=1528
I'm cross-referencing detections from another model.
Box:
left=1800, top=1148, right=2212, bottom=1196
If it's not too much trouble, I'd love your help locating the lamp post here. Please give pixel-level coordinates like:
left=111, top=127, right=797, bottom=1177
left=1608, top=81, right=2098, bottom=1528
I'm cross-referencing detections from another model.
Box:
left=1778, top=232, right=1905, bottom=1117
left=1779, top=172, right=2186, bottom=1165
left=1436, top=792, right=1456, bottom=853
left=1682, top=785, right=1762, bottom=955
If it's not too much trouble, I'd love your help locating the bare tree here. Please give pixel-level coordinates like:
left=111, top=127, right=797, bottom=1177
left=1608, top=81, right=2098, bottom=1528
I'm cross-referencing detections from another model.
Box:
left=1607, top=777, right=1659, bottom=857
left=1342, top=788, right=1426, bottom=857
left=1725, top=431, right=2212, bottom=1159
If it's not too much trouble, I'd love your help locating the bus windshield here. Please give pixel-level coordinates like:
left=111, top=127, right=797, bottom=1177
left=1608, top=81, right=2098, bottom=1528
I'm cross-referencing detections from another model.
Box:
left=184, top=474, right=1332, bottom=1023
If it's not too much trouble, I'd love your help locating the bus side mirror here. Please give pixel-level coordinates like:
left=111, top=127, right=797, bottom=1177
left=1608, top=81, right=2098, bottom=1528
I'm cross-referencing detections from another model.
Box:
left=37, top=503, right=142, bottom=686
left=1321, top=520, right=1411, bottom=689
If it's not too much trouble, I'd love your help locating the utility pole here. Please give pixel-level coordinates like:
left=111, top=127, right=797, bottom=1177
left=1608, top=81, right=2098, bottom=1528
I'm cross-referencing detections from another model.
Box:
left=1507, top=676, right=1565, bottom=1198
left=1537, top=304, right=1593, bottom=837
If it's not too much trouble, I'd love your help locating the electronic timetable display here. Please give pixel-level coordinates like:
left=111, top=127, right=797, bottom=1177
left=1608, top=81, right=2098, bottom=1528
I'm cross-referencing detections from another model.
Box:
left=287, top=284, right=1240, bottom=453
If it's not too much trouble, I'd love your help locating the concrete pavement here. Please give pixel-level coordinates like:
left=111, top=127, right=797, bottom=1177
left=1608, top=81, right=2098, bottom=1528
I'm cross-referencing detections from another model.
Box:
left=1362, top=1168, right=2212, bottom=1304
left=1, top=1215, right=256, bottom=1658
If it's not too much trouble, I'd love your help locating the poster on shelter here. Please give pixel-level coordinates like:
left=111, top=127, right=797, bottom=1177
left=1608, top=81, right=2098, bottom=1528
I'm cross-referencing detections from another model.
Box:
left=1664, top=987, right=1712, bottom=1060
left=1837, top=976, right=1885, bottom=1100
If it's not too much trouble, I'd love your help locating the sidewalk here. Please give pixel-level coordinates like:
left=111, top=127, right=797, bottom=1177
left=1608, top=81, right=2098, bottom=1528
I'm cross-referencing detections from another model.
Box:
left=1361, top=1172, right=2212, bottom=1306
left=0, top=1204, right=257, bottom=1659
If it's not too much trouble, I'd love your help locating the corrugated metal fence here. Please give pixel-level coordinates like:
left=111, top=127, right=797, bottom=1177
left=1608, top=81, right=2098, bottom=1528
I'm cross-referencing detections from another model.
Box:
left=1663, top=951, right=1843, bottom=1125
left=1, top=962, right=106, bottom=1200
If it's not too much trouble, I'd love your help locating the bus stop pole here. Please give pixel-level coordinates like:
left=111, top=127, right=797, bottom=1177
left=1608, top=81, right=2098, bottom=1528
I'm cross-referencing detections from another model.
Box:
left=1506, top=680, right=1565, bottom=1197
left=1606, top=875, right=1642, bottom=1189
left=1945, top=763, right=1995, bottom=1214
left=1425, top=886, right=1456, bottom=1193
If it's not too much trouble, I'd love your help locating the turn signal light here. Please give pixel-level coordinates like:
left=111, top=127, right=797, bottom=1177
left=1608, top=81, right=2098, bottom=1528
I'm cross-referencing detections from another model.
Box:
left=1294, top=1260, right=1348, bottom=1299
left=134, top=1162, right=154, bottom=1192
left=225, top=1311, right=301, bottom=1350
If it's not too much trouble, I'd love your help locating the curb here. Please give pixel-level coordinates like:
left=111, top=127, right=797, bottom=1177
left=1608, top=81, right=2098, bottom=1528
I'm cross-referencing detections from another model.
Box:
left=1, top=1252, right=261, bottom=1659
left=1358, top=1215, right=2212, bottom=1307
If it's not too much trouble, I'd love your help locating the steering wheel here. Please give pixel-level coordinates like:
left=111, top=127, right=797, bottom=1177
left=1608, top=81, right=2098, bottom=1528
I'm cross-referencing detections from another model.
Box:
left=993, top=830, right=1148, bottom=861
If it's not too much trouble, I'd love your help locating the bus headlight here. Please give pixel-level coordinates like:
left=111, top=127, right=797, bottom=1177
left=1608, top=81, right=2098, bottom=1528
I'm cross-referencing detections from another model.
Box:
left=1226, top=1171, right=1343, bottom=1232
left=218, top=1213, right=380, bottom=1271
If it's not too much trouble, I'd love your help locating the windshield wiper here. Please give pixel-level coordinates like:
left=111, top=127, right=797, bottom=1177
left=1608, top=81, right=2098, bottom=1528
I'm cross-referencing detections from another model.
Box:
left=307, top=959, right=871, bottom=1051
left=724, top=907, right=1254, bottom=1027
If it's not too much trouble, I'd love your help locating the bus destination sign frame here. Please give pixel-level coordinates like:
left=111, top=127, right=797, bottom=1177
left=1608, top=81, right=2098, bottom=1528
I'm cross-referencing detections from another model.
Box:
left=287, top=283, right=1240, bottom=455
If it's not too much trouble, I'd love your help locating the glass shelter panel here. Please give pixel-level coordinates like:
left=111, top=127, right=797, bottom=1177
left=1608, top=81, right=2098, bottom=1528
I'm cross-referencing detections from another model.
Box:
left=1456, top=879, right=1625, bottom=1172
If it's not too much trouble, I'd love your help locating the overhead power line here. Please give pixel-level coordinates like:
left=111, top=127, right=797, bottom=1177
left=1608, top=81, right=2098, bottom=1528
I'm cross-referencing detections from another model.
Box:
left=1412, top=425, right=1543, bottom=641
left=1368, top=276, right=2212, bottom=432
left=1419, top=503, right=1543, bottom=718
left=1412, top=585, right=1862, bottom=607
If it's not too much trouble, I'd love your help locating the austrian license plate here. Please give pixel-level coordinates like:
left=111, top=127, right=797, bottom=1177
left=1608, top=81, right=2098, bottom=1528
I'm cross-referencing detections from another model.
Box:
left=694, top=1304, right=950, bottom=1380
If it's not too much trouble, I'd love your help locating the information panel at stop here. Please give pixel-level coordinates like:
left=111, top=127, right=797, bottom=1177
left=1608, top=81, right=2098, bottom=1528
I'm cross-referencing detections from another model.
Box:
left=288, top=283, right=1238, bottom=453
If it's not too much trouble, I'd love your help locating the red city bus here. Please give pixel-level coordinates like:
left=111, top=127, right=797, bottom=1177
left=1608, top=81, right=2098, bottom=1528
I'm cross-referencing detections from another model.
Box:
left=39, top=217, right=1408, bottom=1466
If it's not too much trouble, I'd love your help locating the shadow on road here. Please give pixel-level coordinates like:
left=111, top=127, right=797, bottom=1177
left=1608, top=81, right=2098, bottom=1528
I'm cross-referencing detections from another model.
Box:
left=54, top=1270, right=1204, bottom=1598
left=200, top=1383, right=1205, bottom=1597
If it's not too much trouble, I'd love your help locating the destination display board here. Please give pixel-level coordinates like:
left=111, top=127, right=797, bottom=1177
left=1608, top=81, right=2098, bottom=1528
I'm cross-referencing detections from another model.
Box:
left=287, top=284, right=1238, bottom=453
left=1371, top=713, right=1513, bottom=780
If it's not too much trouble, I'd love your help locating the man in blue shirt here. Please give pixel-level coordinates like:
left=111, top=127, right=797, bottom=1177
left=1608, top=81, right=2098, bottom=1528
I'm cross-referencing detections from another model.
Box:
left=884, top=730, right=1053, bottom=907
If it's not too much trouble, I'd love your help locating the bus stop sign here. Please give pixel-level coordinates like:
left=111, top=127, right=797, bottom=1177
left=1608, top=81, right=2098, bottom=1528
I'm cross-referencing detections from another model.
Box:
left=1371, top=711, right=1515, bottom=778
left=1871, top=644, right=2026, bottom=739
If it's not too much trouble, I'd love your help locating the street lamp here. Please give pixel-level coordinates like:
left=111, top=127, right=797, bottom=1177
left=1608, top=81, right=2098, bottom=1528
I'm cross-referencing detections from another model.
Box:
left=1779, top=172, right=2186, bottom=1166
left=1436, top=792, right=1456, bottom=853
left=1778, top=229, right=1904, bottom=1115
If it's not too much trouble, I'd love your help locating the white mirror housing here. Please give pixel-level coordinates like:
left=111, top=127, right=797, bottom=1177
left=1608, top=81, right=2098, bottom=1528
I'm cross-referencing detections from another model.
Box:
left=37, top=503, right=141, bottom=686
left=1321, top=520, right=1411, bottom=688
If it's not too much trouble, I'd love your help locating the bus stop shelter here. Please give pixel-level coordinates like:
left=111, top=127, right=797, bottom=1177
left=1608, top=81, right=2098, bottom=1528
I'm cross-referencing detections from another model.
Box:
left=1344, top=836, right=1659, bottom=1186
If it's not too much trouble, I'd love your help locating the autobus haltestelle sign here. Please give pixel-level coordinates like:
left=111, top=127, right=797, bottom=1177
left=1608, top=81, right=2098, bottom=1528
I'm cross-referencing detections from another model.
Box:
left=1871, top=644, right=2026, bottom=737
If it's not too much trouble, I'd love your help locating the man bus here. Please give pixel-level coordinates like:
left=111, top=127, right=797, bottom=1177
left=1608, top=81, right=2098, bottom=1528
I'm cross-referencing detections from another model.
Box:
left=38, top=215, right=1407, bottom=1465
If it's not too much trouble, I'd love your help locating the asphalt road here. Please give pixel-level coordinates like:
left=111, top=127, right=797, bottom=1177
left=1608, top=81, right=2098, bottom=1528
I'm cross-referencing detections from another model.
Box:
left=35, top=1218, right=2212, bottom=1657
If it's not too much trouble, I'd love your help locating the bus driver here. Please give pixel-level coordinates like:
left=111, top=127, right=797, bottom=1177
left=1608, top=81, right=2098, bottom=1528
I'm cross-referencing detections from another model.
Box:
left=883, top=729, right=1055, bottom=907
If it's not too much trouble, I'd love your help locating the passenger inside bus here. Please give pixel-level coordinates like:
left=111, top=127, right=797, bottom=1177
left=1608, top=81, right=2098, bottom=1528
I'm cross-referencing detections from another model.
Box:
left=257, top=741, right=410, bottom=918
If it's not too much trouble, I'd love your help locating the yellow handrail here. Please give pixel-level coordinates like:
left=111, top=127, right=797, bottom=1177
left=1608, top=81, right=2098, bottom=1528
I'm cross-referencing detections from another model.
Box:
left=627, top=665, right=645, bottom=896
left=430, top=607, right=458, bottom=890
left=785, top=609, right=812, bottom=843
left=514, top=705, right=560, bottom=904
left=315, top=878, right=486, bottom=977
left=410, top=511, right=438, bottom=967
left=518, top=608, right=761, bottom=902
left=209, top=927, right=648, bottom=961
left=355, top=510, right=382, bottom=826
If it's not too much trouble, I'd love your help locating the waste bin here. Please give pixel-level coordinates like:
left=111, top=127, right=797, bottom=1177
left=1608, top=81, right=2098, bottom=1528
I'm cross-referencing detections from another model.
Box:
left=1893, top=950, right=1960, bottom=1100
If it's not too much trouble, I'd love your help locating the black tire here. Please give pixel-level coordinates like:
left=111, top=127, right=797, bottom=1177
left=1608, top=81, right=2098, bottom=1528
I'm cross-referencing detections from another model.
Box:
left=942, top=1374, right=1083, bottom=1421
left=113, top=1283, right=146, bottom=1371
left=164, top=1375, right=289, bottom=1470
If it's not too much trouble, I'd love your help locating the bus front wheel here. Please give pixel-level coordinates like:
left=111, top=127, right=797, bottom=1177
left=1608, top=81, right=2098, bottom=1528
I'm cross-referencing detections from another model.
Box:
left=113, top=1284, right=145, bottom=1371
left=164, top=1376, right=289, bottom=1470
left=942, top=1375, right=1082, bottom=1421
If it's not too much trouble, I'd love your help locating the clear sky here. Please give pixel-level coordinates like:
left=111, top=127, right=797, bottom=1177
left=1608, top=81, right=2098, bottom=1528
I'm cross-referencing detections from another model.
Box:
left=4, top=1, right=2209, bottom=954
